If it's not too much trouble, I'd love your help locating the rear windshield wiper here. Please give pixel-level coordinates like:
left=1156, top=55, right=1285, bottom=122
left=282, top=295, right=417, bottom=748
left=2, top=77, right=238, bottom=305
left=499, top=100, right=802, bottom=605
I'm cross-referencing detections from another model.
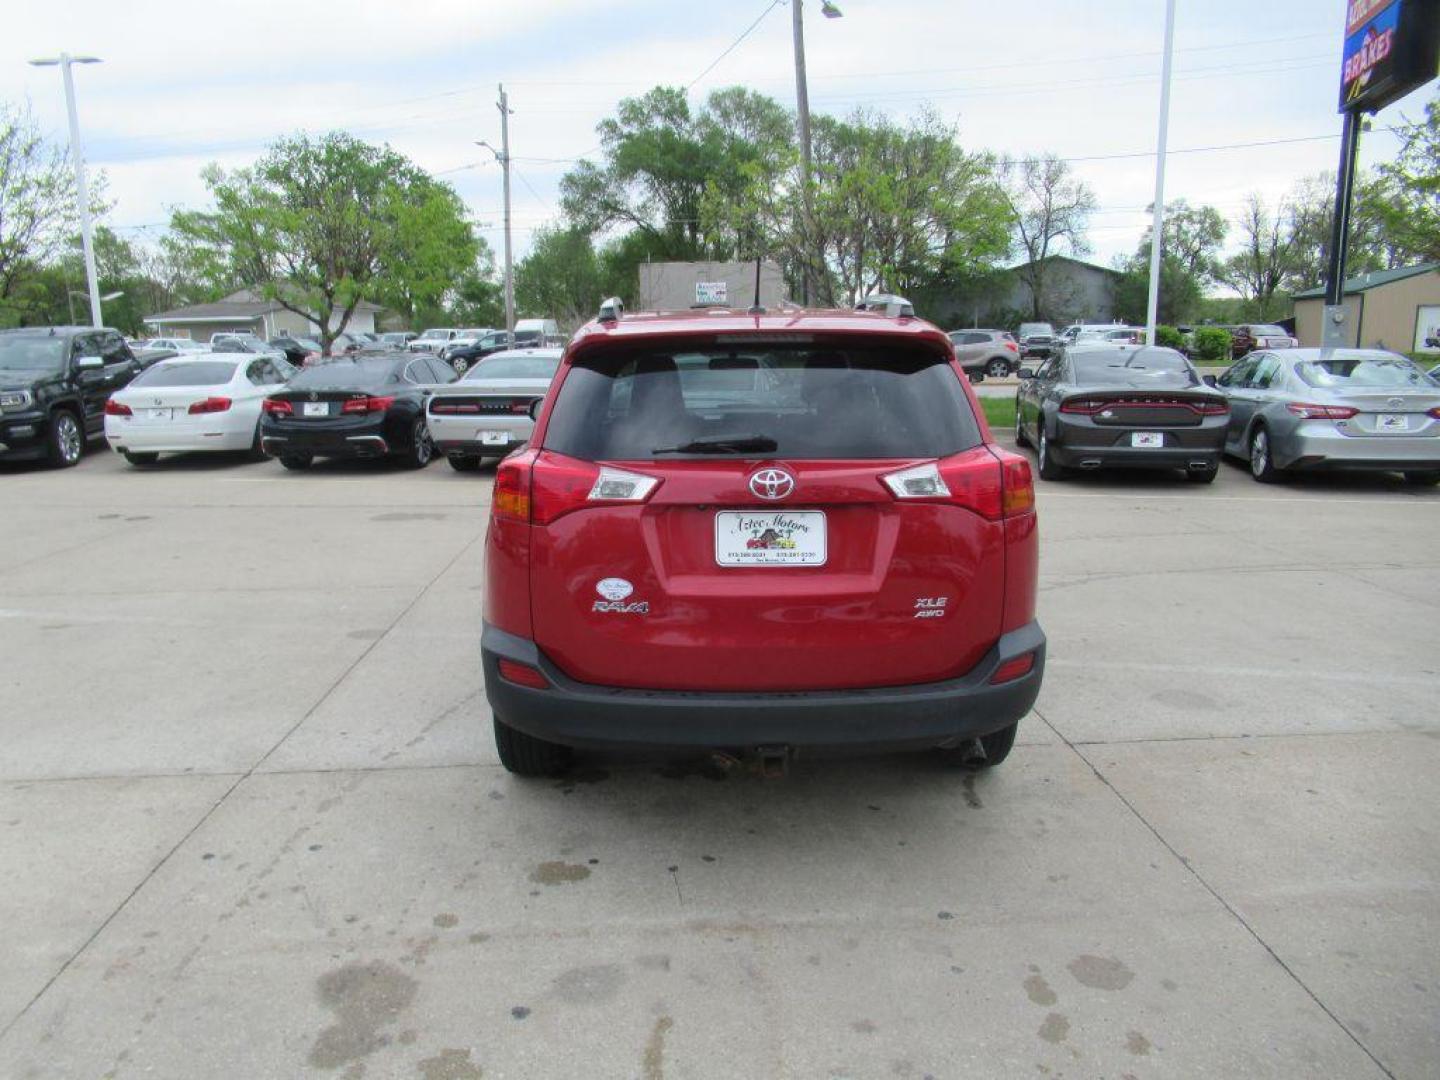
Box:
left=651, top=434, right=779, bottom=455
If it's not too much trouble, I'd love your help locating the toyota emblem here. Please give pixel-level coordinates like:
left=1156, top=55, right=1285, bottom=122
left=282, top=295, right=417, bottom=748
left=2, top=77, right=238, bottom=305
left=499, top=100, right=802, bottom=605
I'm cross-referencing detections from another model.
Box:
left=749, top=468, right=795, bottom=501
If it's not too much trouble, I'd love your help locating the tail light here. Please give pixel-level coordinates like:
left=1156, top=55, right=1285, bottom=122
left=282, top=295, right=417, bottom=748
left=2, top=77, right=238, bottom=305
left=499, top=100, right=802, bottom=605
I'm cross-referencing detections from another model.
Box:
left=1427, top=407, right=1440, bottom=419
left=342, top=395, right=394, bottom=414
left=1287, top=402, right=1358, bottom=420
left=1060, top=398, right=1105, bottom=414
left=1194, top=401, right=1229, bottom=415
left=991, top=652, right=1036, bottom=685
left=262, top=398, right=293, bottom=416
left=187, top=397, right=232, bottom=415
left=497, top=658, right=549, bottom=689
left=510, top=399, right=535, bottom=415
left=104, top=399, right=132, bottom=417
left=430, top=402, right=479, bottom=415
left=881, top=447, right=1033, bottom=521
left=1005, top=341, right=1019, bottom=353
left=491, top=451, right=660, bottom=526
left=1062, top=396, right=1228, bottom=416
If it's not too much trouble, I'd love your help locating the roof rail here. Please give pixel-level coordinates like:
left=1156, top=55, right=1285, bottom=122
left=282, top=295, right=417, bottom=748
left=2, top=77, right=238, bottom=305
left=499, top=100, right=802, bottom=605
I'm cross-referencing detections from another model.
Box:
left=598, top=297, right=625, bottom=324
left=856, top=294, right=915, bottom=319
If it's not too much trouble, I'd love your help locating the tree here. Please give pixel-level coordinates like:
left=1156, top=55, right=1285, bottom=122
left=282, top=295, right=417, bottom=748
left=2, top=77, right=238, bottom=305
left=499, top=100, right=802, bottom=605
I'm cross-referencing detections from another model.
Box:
left=1284, top=171, right=1406, bottom=292
left=0, top=102, right=81, bottom=325
left=1112, top=254, right=1202, bottom=327
left=170, top=133, right=477, bottom=352
left=1376, top=90, right=1440, bottom=264
left=1140, top=200, right=1228, bottom=283
left=1001, top=155, right=1097, bottom=320
left=1220, top=193, right=1293, bottom=320
left=515, top=226, right=605, bottom=330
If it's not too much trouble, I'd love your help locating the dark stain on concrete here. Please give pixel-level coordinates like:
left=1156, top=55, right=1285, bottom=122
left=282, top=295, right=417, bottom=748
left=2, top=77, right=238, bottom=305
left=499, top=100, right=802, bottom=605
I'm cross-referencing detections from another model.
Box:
left=1126, top=1031, right=1152, bottom=1056
left=433, top=913, right=458, bottom=929
left=416, top=1047, right=482, bottom=1079
left=307, top=960, right=418, bottom=1070
left=510, top=1006, right=531, bottom=1020
left=937, top=911, right=954, bottom=921
left=1024, top=973, right=1058, bottom=1007
left=468, top=933, right=490, bottom=945
left=961, top=775, right=982, bottom=808
left=1038, top=1013, right=1070, bottom=1044
left=635, top=954, right=671, bottom=972
left=642, top=1016, right=674, bottom=1080
left=1160, top=978, right=1178, bottom=992
left=529, top=861, right=591, bottom=886
left=552, top=964, right=625, bottom=1005
left=851, top=1019, right=878, bottom=1034
left=1067, top=955, right=1134, bottom=991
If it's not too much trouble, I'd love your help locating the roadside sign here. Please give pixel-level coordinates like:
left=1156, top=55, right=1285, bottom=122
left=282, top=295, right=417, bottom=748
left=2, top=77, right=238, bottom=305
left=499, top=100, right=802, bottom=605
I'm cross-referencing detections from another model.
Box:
left=695, top=282, right=728, bottom=306
left=1340, top=0, right=1440, bottom=113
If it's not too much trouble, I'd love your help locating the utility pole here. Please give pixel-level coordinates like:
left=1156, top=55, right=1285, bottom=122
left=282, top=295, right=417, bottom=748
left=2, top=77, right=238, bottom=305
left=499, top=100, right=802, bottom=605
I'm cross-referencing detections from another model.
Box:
left=1322, top=109, right=1362, bottom=348
left=792, top=1, right=814, bottom=306
left=1144, top=0, right=1177, bottom=346
left=498, top=85, right=515, bottom=336
left=30, top=53, right=103, bottom=327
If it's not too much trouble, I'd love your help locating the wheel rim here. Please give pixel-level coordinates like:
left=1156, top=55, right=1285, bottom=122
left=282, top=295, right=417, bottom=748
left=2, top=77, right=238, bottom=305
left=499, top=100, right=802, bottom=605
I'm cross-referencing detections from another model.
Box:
left=989, top=359, right=1007, bottom=378
left=1038, top=430, right=1047, bottom=469
left=415, top=421, right=433, bottom=464
left=453, top=358, right=468, bottom=374
left=56, top=414, right=81, bottom=463
left=1250, top=430, right=1268, bottom=477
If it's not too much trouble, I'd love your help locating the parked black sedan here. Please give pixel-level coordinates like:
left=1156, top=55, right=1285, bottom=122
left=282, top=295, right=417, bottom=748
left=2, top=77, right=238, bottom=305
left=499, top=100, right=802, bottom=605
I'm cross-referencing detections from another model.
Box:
left=259, top=352, right=455, bottom=470
left=444, top=331, right=514, bottom=374
left=1015, top=343, right=1230, bottom=483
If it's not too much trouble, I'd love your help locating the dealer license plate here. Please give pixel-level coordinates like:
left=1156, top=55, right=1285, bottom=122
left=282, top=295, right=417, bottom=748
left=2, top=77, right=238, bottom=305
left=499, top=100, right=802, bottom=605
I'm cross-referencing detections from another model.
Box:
left=303, top=402, right=330, bottom=418
left=477, top=431, right=509, bottom=446
left=1377, top=414, right=1408, bottom=431
left=715, top=511, right=827, bottom=567
left=1131, top=432, right=1164, bottom=448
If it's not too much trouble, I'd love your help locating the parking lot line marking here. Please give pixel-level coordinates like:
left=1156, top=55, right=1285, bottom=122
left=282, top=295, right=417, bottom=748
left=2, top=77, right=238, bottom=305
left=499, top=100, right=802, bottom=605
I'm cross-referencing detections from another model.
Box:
left=1047, top=657, right=1437, bottom=688
left=1042, top=492, right=1438, bottom=507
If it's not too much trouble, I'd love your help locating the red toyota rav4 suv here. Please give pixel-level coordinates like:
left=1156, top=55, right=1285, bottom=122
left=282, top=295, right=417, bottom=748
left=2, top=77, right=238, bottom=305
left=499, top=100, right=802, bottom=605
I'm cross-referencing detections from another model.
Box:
left=482, top=299, right=1044, bottom=776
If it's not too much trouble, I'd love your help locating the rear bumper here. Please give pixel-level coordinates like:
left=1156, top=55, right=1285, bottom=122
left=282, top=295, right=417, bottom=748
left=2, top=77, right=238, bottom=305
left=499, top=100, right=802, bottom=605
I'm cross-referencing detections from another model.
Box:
left=105, top=419, right=252, bottom=453
left=481, top=621, right=1046, bottom=752
left=1275, top=428, right=1440, bottom=472
left=428, top=414, right=532, bottom=456
left=260, top=421, right=390, bottom=458
left=1051, top=415, right=1226, bottom=470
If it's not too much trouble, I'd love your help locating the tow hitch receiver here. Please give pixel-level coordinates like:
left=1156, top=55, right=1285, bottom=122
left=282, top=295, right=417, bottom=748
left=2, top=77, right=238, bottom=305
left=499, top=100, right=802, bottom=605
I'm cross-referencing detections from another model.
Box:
left=756, top=745, right=791, bottom=780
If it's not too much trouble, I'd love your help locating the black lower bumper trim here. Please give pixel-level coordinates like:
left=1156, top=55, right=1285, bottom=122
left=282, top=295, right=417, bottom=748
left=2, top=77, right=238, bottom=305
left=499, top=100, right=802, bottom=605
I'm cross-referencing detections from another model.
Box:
left=481, top=622, right=1046, bottom=752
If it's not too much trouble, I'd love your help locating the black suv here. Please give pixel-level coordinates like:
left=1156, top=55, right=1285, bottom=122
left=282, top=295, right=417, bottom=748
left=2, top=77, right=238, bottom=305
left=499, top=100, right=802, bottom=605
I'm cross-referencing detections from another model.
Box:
left=0, top=327, right=141, bottom=467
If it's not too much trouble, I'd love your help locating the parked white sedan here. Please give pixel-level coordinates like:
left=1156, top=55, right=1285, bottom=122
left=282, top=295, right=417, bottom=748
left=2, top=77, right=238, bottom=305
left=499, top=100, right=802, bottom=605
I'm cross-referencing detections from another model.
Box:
left=104, top=353, right=295, bottom=465
left=426, top=348, right=561, bottom=471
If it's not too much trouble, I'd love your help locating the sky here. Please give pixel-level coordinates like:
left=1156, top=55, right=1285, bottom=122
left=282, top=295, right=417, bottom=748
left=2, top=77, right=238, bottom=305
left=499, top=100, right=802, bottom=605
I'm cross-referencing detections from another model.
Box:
left=4, top=0, right=1434, bottom=282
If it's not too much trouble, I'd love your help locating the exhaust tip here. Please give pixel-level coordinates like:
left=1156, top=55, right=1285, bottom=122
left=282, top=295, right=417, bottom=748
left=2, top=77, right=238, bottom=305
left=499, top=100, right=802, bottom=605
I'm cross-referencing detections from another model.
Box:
left=1079, top=459, right=1102, bottom=469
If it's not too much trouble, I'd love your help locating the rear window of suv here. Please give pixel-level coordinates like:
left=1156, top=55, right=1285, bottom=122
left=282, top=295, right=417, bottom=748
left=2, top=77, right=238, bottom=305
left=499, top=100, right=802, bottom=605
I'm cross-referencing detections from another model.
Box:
left=543, top=341, right=981, bottom=461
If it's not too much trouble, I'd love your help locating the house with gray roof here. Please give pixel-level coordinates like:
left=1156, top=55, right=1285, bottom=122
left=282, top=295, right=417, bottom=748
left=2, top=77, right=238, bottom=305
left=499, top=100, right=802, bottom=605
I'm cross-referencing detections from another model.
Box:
left=143, top=288, right=383, bottom=342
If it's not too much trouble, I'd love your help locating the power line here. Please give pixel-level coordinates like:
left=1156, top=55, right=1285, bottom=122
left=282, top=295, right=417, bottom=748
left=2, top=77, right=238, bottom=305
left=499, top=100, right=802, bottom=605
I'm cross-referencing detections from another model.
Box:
left=688, top=0, right=786, bottom=90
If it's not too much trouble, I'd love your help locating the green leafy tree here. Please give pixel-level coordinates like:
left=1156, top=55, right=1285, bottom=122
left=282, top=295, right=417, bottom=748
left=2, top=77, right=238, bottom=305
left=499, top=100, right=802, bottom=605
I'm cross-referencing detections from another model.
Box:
left=1220, top=193, right=1294, bottom=321
left=0, top=102, right=87, bottom=325
left=515, top=226, right=606, bottom=330
left=1140, top=200, right=1228, bottom=283
left=170, top=133, right=477, bottom=352
left=1376, top=90, right=1440, bottom=264
left=1112, top=254, right=1202, bottom=326
left=1284, top=171, right=1406, bottom=292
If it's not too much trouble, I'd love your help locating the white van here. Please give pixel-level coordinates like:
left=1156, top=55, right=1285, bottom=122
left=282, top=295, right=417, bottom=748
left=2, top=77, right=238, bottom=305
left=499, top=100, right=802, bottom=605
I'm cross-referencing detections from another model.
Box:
left=513, top=318, right=559, bottom=343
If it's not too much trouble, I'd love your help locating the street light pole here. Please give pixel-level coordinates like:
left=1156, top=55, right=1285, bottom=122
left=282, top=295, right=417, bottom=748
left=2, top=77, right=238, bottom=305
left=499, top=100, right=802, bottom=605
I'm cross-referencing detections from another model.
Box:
left=478, top=87, right=515, bottom=336
left=792, top=1, right=814, bottom=306
left=1144, top=0, right=1177, bottom=346
left=31, top=53, right=103, bottom=328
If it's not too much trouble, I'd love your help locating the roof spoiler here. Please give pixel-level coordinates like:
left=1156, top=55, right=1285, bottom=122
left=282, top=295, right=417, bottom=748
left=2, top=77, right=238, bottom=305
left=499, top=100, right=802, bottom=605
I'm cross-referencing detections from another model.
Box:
left=598, top=297, right=625, bottom=324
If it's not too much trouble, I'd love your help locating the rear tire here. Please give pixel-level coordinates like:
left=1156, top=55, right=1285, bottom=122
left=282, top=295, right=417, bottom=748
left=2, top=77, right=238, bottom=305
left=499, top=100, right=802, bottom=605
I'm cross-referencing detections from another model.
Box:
left=1014, top=412, right=1031, bottom=448
left=448, top=455, right=481, bottom=472
left=1186, top=464, right=1219, bottom=484
left=1037, top=427, right=1067, bottom=481
left=1402, top=470, right=1440, bottom=486
left=399, top=418, right=434, bottom=469
left=1248, top=425, right=1283, bottom=483
left=122, top=451, right=159, bottom=467
left=494, top=717, right=572, bottom=777
left=279, top=453, right=313, bottom=471
left=46, top=410, right=84, bottom=468
left=987, top=357, right=1010, bottom=379
left=940, top=722, right=1018, bottom=770
left=246, top=423, right=266, bottom=462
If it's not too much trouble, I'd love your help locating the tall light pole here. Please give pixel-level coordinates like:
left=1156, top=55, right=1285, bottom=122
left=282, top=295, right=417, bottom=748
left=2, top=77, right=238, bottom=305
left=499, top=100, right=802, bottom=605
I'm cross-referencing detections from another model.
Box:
left=1144, top=0, right=1177, bottom=346
left=792, top=1, right=842, bottom=307
left=478, top=84, right=515, bottom=336
left=30, top=53, right=104, bottom=328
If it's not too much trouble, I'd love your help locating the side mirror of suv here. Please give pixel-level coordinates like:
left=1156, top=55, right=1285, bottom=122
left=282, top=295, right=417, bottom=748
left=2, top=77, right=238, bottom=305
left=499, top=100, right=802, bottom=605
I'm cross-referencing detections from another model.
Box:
left=528, top=398, right=544, bottom=422
left=75, top=355, right=104, bottom=370
left=1203, top=375, right=1218, bottom=388
left=1017, top=367, right=1034, bottom=381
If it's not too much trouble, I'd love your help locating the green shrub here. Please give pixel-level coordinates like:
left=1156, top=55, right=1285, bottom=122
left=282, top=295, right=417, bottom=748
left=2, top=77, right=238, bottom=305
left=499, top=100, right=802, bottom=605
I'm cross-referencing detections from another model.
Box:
left=1155, top=325, right=1185, bottom=350
left=1193, top=327, right=1232, bottom=364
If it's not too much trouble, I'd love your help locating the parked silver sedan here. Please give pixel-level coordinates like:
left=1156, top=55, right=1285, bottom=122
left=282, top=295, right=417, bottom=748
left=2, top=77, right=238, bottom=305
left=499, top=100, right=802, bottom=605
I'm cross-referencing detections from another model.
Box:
left=1208, top=349, right=1440, bottom=484
left=425, top=348, right=561, bottom=471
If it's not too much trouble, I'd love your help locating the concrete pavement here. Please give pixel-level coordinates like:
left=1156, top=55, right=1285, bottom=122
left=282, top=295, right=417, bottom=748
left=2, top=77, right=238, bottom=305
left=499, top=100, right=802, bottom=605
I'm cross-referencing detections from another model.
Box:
left=1, top=444, right=1436, bottom=1079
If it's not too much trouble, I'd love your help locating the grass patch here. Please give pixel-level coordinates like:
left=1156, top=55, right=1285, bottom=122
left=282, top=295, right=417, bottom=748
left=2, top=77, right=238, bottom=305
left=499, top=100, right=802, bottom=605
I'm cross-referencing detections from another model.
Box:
left=978, top=396, right=1017, bottom=429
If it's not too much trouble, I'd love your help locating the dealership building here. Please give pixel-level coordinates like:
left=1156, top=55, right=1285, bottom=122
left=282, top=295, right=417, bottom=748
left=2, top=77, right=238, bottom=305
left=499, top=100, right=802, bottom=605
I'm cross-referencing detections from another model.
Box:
left=1292, top=263, right=1440, bottom=356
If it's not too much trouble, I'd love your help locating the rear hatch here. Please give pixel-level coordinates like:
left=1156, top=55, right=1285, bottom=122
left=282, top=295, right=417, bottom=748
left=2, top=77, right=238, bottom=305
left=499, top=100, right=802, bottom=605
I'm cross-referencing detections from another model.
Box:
left=523, top=335, right=1011, bottom=692
left=1293, top=354, right=1440, bottom=438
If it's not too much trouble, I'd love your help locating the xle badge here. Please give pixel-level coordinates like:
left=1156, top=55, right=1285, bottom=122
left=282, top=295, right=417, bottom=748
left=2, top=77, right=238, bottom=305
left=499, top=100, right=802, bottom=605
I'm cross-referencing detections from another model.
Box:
left=914, top=597, right=949, bottom=620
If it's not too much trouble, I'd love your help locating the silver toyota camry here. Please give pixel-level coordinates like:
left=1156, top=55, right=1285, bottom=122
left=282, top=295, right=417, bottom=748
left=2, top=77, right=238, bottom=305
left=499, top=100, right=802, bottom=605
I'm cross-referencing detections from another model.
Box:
left=1208, top=349, right=1440, bottom=484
